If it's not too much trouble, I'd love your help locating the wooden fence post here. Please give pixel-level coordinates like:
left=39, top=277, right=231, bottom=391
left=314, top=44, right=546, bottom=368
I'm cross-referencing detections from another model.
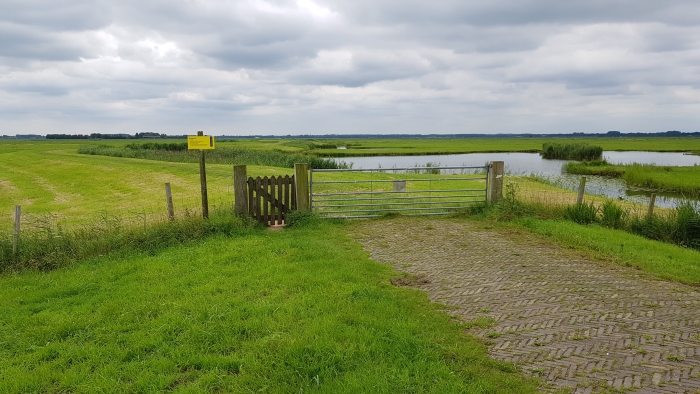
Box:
left=234, top=165, right=248, bottom=216
left=486, top=161, right=504, bottom=202
left=294, top=163, right=310, bottom=212
left=577, top=177, right=586, bottom=205
left=13, top=205, right=20, bottom=255
left=648, top=193, right=656, bottom=217
left=165, top=183, right=175, bottom=221
left=198, top=131, right=209, bottom=219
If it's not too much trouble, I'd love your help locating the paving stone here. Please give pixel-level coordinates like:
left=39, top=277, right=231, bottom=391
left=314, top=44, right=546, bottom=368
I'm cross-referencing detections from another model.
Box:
left=356, top=218, right=700, bottom=393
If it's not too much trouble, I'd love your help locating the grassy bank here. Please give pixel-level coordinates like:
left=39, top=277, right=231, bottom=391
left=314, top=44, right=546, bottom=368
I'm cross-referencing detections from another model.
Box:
left=0, top=208, right=257, bottom=273
left=462, top=199, right=700, bottom=285
left=0, top=220, right=539, bottom=393
left=565, top=161, right=700, bottom=197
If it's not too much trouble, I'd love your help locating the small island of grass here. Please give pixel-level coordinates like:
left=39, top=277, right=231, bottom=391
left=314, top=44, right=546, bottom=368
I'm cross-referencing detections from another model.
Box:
left=540, top=142, right=603, bottom=161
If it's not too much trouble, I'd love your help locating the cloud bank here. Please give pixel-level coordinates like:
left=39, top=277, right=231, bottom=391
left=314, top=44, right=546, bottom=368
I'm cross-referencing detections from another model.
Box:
left=1, top=0, right=699, bottom=135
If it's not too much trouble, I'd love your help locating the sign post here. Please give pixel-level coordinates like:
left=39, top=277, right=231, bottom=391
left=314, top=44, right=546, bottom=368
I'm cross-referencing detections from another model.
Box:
left=188, top=131, right=215, bottom=219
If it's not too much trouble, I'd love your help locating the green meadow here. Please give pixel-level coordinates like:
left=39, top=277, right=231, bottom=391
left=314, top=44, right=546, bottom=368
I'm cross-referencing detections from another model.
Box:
left=229, top=136, right=700, bottom=157
left=0, top=218, right=540, bottom=393
left=0, top=140, right=291, bottom=229
left=5, top=138, right=700, bottom=392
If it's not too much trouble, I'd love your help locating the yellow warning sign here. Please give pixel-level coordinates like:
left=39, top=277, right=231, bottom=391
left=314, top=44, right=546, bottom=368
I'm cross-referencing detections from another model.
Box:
left=188, top=135, right=215, bottom=150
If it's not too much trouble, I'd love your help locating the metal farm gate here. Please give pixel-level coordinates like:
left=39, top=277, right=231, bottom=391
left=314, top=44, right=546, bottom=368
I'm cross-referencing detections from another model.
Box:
left=310, top=165, right=489, bottom=218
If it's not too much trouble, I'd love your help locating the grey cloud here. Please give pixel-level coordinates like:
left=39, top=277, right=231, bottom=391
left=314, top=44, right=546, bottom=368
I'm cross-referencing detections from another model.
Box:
left=0, top=0, right=112, bottom=31
left=330, top=0, right=700, bottom=26
left=0, top=23, right=90, bottom=61
left=1, top=0, right=700, bottom=135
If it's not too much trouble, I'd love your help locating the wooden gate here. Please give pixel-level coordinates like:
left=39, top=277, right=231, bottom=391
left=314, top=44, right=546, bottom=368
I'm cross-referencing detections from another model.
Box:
left=247, top=175, right=296, bottom=225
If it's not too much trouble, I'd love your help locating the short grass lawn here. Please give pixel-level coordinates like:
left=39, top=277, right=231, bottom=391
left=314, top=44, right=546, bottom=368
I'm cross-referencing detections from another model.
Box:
left=0, top=221, right=539, bottom=393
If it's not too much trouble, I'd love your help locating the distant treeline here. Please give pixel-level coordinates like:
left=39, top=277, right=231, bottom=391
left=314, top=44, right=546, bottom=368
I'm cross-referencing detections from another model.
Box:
left=23, top=130, right=700, bottom=140
left=46, top=133, right=175, bottom=140
left=217, top=130, right=700, bottom=139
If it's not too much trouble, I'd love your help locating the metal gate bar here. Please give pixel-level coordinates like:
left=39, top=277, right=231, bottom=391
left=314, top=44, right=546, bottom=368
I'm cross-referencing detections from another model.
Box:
left=310, top=165, right=489, bottom=218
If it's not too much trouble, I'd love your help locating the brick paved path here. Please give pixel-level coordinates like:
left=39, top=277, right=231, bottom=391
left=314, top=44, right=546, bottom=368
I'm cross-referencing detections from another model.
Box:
left=355, top=218, right=700, bottom=393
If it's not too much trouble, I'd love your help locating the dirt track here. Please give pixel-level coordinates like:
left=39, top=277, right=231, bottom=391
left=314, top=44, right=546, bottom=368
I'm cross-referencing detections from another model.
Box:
left=354, top=217, right=700, bottom=393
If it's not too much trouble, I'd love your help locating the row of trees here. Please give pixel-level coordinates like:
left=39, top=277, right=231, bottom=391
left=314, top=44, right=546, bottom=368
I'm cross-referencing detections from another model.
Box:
left=46, top=133, right=173, bottom=139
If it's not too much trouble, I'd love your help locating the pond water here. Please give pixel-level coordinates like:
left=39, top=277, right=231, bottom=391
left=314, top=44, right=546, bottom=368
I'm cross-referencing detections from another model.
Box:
left=332, top=151, right=700, bottom=209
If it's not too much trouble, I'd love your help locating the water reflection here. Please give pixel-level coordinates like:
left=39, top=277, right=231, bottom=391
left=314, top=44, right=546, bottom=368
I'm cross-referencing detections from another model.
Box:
left=333, top=151, right=700, bottom=209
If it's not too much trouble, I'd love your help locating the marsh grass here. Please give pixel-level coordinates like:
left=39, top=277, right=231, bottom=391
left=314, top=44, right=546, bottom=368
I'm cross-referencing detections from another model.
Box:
left=0, top=206, right=258, bottom=273
left=600, top=200, right=627, bottom=229
left=540, top=143, right=603, bottom=161
left=480, top=179, right=700, bottom=252
left=566, top=161, right=700, bottom=197
left=79, top=143, right=347, bottom=169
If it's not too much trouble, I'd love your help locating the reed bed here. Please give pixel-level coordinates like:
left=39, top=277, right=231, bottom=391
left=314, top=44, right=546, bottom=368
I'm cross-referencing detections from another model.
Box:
left=540, top=142, right=603, bottom=160
left=78, top=143, right=347, bottom=169
left=493, top=177, right=700, bottom=251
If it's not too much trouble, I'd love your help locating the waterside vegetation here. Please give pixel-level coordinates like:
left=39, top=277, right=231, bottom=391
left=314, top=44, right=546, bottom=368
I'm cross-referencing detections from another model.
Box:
left=79, top=143, right=346, bottom=169
left=540, top=142, right=603, bottom=161
left=479, top=182, right=700, bottom=254
left=565, top=161, right=700, bottom=197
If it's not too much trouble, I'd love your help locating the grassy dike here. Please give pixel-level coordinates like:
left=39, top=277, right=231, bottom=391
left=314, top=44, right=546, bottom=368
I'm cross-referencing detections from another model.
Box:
left=0, top=220, right=540, bottom=393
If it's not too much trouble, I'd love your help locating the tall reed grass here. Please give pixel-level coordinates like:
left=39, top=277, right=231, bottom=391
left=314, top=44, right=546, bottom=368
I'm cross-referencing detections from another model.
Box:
left=541, top=142, right=603, bottom=160
left=0, top=207, right=258, bottom=273
left=79, top=144, right=348, bottom=169
left=483, top=184, right=700, bottom=251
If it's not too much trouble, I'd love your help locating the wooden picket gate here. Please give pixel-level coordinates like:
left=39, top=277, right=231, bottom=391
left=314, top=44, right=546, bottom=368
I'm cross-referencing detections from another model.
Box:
left=247, top=175, right=296, bottom=225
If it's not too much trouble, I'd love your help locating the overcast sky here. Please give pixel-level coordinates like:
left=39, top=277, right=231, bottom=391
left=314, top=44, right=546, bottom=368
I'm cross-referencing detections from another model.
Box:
left=2, top=0, right=700, bottom=135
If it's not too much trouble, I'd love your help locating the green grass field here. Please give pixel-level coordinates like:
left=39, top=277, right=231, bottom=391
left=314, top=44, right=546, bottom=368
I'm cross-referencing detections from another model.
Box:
left=0, top=140, right=292, bottom=229
left=222, top=136, right=700, bottom=157
left=0, top=220, right=540, bottom=393
left=6, top=138, right=700, bottom=393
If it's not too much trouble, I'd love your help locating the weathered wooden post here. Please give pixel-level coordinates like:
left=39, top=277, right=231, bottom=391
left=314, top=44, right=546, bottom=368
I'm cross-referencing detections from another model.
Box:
left=186, top=132, right=215, bottom=219
left=577, top=177, right=586, bottom=205
left=13, top=205, right=20, bottom=255
left=234, top=165, right=248, bottom=216
left=648, top=193, right=656, bottom=217
left=165, top=183, right=175, bottom=221
left=486, top=161, right=504, bottom=202
left=294, top=163, right=310, bottom=212
left=197, top=131, right=209, bottom=219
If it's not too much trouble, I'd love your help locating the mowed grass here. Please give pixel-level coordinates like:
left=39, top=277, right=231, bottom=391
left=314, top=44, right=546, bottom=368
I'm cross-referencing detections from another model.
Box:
left=0, top=140, right=291, bottom=228
left=0, top=221, right=539, bottom=393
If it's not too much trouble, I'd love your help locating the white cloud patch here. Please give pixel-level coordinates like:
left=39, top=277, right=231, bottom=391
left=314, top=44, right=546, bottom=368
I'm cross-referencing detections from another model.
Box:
left=1, top=0, right=699, bottom=135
